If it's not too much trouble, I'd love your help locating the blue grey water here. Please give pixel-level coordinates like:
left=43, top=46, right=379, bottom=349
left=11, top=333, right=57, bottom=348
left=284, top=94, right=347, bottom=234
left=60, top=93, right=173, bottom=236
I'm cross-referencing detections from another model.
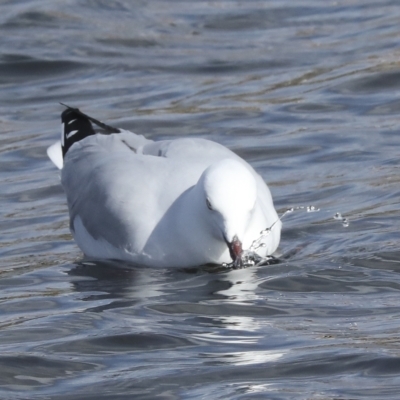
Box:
left=1, top=0, right=400, bottom=398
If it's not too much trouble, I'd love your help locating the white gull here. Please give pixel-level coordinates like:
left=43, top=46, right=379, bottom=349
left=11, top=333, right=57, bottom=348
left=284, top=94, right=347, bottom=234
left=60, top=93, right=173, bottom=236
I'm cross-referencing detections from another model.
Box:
left=47, top=106, right=281, bottom=268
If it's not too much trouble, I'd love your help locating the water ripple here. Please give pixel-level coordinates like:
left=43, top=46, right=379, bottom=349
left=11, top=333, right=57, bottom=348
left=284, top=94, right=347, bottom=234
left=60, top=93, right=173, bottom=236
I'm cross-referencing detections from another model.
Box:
left=1, top=0, right=400, bottom=399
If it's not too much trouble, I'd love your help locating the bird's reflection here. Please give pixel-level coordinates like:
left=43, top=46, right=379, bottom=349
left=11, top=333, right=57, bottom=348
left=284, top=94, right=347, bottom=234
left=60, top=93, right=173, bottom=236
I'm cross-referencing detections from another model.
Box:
left=65, top=258, right=287, bottom=366
left=66, top=259, right=171, bottom=311
left=67, top=258, right=281, bottom=327
left=199, top=349, right=283, bottom=366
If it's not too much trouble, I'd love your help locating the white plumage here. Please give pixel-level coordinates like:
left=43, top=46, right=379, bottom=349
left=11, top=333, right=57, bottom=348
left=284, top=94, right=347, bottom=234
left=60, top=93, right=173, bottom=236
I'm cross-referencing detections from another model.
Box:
left=48, top=108, right=281, bottom=268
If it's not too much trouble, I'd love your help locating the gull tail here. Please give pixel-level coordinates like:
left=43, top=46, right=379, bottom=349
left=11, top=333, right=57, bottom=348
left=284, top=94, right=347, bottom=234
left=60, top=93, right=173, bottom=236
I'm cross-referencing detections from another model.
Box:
left=60, top=103, right=120, bottom=157
left=47, top=104, right=121, bottom=169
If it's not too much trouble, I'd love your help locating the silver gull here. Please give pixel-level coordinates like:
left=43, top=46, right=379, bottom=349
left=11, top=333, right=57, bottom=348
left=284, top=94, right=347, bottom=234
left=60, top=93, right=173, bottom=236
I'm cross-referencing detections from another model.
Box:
left=47, top=106, right=281, bottom=268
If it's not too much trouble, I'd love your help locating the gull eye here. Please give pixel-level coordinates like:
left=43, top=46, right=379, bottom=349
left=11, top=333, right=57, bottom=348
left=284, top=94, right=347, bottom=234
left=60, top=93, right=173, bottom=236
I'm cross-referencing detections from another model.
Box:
left=206, top=198, right=213, bottom=210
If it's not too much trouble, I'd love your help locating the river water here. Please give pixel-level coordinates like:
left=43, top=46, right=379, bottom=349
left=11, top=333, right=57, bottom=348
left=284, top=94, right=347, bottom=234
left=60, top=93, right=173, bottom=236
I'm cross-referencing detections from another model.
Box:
left=1, top=1, right=400, bottom=399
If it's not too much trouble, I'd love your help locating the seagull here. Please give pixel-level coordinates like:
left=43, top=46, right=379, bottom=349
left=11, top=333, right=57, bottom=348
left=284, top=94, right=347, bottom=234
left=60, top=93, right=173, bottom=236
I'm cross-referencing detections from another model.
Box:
left=47, top=105, right=281, bottom=268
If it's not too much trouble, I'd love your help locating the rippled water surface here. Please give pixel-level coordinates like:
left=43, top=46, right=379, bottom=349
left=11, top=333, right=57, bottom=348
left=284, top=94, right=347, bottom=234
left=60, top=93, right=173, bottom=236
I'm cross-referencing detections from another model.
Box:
left=2, top=1, right=400, bottom=398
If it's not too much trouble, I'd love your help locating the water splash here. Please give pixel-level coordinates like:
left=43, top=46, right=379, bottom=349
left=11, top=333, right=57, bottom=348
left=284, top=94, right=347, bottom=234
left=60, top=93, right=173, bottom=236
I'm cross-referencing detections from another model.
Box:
left=224, top=205, right=321, bottom=269
left=275, top=205, right=320, bottom=223
left=222, top=205, right=349, bottom=269
left=334, top=212, right=349, bottom=227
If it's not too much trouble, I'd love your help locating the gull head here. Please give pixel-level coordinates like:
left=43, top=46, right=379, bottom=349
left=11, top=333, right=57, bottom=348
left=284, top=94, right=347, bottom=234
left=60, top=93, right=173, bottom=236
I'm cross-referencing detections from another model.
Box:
left=199, top=158, right=258, bottom=264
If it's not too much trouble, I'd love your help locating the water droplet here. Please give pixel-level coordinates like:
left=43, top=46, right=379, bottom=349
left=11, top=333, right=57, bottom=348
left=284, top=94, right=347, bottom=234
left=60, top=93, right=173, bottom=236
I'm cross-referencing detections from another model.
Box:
left=334, top=212, right=342, bottom=220
left=332, top=212, right=349, bottom=227
left=307, top=205, right=320, bottom=212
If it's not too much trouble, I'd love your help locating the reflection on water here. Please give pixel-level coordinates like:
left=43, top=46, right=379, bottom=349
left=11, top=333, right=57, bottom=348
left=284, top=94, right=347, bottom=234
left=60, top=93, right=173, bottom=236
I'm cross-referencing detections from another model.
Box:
left=1, top=0, right=400, bottom=398
left=200, top=349, right=283, bottom=366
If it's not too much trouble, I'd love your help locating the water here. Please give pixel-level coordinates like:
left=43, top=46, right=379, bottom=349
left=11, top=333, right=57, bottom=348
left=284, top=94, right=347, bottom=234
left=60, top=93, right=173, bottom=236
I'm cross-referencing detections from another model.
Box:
left=1, top=0, right=400, bottom=398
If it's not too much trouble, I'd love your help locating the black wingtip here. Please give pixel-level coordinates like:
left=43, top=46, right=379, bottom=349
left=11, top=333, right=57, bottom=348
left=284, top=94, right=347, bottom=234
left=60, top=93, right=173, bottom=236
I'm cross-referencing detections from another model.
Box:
left=60, top=104, right=121, bottom=158
left=61, top=106, right=96, bottom=157
left=59, top=102, right=76, bottom=109
left=60, top=103, right=120, bottom=134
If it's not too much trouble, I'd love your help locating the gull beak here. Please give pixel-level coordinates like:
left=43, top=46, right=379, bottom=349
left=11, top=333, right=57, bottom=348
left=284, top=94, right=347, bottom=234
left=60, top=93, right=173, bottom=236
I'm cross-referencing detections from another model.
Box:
left=227, top=235, right=243, bottom=262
